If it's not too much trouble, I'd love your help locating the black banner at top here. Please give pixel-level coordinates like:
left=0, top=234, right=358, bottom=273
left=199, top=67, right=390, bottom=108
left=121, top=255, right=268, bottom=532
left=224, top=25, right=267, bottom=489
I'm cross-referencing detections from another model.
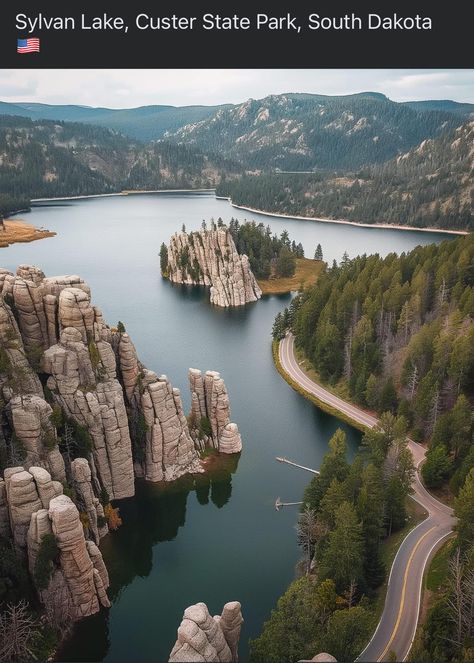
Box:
left=0, top=0, right=473, bottom=68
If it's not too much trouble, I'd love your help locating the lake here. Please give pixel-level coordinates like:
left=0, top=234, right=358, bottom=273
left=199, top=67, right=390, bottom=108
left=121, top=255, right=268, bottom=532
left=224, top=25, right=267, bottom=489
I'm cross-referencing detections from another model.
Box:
left=1, top=193, right=453, bottom=661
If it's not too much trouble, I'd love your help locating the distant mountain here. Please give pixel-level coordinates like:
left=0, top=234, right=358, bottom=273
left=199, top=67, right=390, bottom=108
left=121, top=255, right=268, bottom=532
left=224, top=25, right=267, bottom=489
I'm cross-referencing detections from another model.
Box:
left=404, top=99, right=474, bottom=118
left=1, top=93, right=473, bottom=157
left=0, top=101, right=231, bottom=141
left=0, top=115, right=242, bottom=211
left=167, top=92, right=463, bottom=170
left=217, top=120, right=474, bottom=231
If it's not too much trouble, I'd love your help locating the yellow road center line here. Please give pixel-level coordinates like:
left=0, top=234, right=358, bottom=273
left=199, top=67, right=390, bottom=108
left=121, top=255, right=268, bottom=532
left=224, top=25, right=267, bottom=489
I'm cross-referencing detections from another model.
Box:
left=377, top=526, right=436, bottom=661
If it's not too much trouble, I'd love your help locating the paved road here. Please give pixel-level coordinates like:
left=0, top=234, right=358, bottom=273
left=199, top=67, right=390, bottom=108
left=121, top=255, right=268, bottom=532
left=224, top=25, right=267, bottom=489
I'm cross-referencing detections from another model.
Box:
left=279, top=334, right=455, bottom=662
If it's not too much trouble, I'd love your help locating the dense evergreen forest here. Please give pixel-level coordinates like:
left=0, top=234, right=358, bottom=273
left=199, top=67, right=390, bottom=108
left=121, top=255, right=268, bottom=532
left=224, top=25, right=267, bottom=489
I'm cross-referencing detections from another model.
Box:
left=251, top=418, right=415, bottom=661
left=228, top=218, right=303, bottom=278
left=277, top=235, right=473, bottom=489
left=412, top=464, right=474, bottom=662
left=264, top=235, right=474, bottom=662
left=170, top=92, right=461, bottom=171
left=217, top=120, right=474, bottom=232
left=0, top=100, right=230, bottom=142
left=0, top=115, right=242, bottom=214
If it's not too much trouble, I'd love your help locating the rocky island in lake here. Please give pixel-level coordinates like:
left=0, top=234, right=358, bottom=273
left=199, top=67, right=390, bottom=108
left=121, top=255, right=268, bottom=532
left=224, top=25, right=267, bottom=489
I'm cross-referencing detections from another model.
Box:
left=162, top=226, right=262, bottom=307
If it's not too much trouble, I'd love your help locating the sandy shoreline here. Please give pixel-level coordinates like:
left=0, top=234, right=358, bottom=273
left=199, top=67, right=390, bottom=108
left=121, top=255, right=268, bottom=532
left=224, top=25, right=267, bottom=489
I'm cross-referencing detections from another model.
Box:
left=32, top=188, right=216, bottom=203
left=220, top=198, right=468, bottom=236
left=0, top=218, right=56, bottom=248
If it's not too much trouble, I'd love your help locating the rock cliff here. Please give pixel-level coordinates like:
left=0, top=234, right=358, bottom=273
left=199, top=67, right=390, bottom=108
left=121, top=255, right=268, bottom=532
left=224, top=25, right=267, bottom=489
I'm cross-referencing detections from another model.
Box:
left=71, top=458, right=109, bottom=543
left=188, top=369, right=242, bottom=454
left=169, top=601, right=243, bottom=662
left=0, top=263, right=246, bottom=636
left=1, top=464, right=110, bottom=622
left=165, top=228, right=262, bottom=307
left=1, top=264, right=203, bottom=500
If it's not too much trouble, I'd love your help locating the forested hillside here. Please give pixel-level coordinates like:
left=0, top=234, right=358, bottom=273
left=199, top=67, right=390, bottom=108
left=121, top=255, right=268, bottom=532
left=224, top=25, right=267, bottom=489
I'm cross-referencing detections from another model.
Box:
left=251, top=417, right=415, bottom=662
left=0, top=115, right=241, bottom=214
left=0, top=101, right=229, bottom=141
left=217, top=121, right=474, bottom=231
left=277, top=235, right=473, bottom=492
left=169, top=92, right=460, bottom=171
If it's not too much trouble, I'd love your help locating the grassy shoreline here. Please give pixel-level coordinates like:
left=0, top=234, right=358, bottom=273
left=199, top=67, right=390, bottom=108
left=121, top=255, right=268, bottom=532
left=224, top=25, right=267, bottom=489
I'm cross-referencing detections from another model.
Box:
left=0, top=218, right=56, bottom=248
left=258, top=258, right=324, bottom=295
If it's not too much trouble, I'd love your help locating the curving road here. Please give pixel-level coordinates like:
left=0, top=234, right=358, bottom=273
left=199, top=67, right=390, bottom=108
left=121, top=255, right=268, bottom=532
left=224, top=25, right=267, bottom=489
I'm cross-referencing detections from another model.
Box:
left=279, top=333, right=455, bottom=662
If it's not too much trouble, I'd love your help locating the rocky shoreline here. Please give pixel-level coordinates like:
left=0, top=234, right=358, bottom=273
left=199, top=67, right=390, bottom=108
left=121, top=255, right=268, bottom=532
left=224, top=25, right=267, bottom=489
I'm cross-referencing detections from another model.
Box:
left=164, top=227, right=262, bottom=307
left=0, top=263, right=243, bottom=634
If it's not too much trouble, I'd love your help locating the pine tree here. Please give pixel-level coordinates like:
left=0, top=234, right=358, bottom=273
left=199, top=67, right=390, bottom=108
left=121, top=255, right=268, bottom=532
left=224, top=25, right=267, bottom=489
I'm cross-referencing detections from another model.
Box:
left=320, top=501, right=364, bottom=592
left=358, top=463, right=386, bottom=588
left=159, top=242, right=169, bottom=275
left=422, top=445, right=453, bottom=488
left=454, top=468, right=474, bottom=547
left=314, top=243, right=323, bottom=261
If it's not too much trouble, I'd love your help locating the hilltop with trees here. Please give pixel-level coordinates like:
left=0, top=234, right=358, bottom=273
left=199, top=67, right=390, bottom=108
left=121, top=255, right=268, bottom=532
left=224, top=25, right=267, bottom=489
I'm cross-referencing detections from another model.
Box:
left=275, top=234, right=473, bottom=496
left=217, top=121, right=474, bottom=232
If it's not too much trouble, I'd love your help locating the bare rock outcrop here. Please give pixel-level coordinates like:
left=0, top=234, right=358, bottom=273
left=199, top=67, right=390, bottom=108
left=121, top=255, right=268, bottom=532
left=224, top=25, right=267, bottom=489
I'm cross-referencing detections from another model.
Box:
left=4, top=466, right=62, bottom=550
left=9, top=265, right=90, bottom=354
left=48, top=494, right=110, bottom=618
left=113, top=331, right=202, bottom=482
left=0, top=466, right=110, bottom=622
left=134, top=369, right=202, bottom=482
left=42, top=326, right=135, bottom=500
left=10, top=395, right=66, bottom=483
left=218, top=602, right=244, bottom=661
left=0, top=298, right=43, bottom=400
left=2, top=265, right=220, bottom=499
left=188, top=369, right=242, bottom=453
left=169, top=601, right=243, bottom=662
left=166, top=229, right=262, bottom=307
left=24, top=493, right=110, bottom=621
left=71, top=458, right=108, bottom=543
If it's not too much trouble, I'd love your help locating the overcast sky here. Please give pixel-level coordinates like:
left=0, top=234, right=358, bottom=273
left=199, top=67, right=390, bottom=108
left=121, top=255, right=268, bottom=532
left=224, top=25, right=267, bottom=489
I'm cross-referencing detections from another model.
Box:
left=0, top=69, right=473, bottom=108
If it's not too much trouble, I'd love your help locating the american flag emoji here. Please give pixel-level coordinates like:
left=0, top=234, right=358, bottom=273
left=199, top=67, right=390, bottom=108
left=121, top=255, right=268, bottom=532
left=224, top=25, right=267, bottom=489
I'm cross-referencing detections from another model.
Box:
left=17, top=38, right=40, bottom=53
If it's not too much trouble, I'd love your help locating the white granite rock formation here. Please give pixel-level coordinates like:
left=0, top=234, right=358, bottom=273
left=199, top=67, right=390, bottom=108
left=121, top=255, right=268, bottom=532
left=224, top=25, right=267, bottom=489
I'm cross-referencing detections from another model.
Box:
left=0, top=298, right=43, bottom=400
left=133, top=369, right=202, bottom=482
left=0, top=465, right=110, bottom=622
left=42, top=326, right=135, bottom=500
left=10, top=395, right=66, bottom=483
left=45, top=494, right=110, bottom=619
left=8, top=265, right=90, bottom=354
left=112, top=331, right=202, bottom=482
left=188, top=369, right=242, bottom=453
left=166, top=229, right=262, bottom=307
left=169, top=601, right=243, bottom=662
left=1, top=264, right=208, bottom=497
left=71, top=458, right=108, bottom=543
left=4, top=466, right=62, bottom=550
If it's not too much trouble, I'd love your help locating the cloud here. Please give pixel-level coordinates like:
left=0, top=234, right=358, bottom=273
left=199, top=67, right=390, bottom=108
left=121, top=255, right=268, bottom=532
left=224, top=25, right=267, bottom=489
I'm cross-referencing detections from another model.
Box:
left=384, top=70, right=474, bottom=102
left=0, top=69, right=472, bottom=107
left=0, top=71, right=37, bottom=97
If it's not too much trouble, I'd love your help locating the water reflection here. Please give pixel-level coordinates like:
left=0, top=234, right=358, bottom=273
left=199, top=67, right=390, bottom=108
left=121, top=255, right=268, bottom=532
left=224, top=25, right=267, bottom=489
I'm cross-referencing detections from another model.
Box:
left=57, top=455, right=241, bottom=662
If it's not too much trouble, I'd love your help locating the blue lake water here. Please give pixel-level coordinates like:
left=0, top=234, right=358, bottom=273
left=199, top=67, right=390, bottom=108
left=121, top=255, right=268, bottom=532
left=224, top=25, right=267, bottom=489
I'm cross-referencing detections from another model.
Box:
left=1, top=193, right=452, bottom=661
